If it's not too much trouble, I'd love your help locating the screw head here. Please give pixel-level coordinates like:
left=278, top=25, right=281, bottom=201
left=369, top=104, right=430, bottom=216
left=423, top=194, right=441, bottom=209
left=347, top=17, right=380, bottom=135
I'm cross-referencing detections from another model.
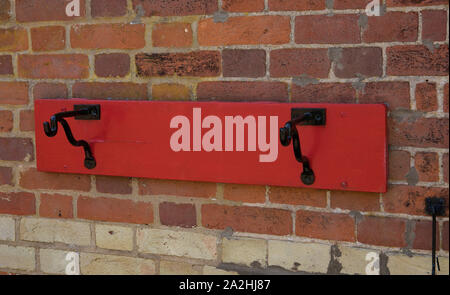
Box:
left=301, top=171, right=315, bottom=185
left=84, top=158, right=96, bottom=169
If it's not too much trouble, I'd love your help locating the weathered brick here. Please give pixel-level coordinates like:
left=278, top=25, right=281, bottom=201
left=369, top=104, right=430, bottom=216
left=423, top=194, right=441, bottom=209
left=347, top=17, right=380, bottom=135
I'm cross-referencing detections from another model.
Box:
left=0, top=82, right=28, bottom=105
left=334, top=47, right=383, bottom=78
left=223, top=184, right=266, bottom=203
left=71, top=24, right=145, bottom=49
left=19, top=110, right=34, bottom=132
left=16, top=0, right=85, bottom=22
left=0, top=166, right=12, bottom=185
left=415, top=82, right=437, bottom=112
left=223, top=49, right=266, bottom=78
left=222, top=238, right=267, bottom=267
left=0, top=0, right=10, bottom=21
left=444, top=83, right=449, bottom=113
left=0, top=192, right=35, bottom=216
left=296, top=15, right=360, bottom=44
left=136, top=51, right=221, bottom=77
left=33, top=83, right=68, bottom=100
left=20, top=217, right=91, bottom=245
left=337, top=246, right=378, bottom=275
left=270, top=49, right=330, bottom=78
left=159, top=202, right=196, bottom=228
left=160, top=260, right=201, bottom=275
left=18, top=54, right=89, bottom=79
left=198, top=16, right=290, bottom=46
left=95, top=175, right=132, bottom=195
left=387, top=0, right=448, bottom=7
left=95, top=224, right=134, bottom=251
left=443, top=221, right=449, bottom=251
left=389, top=150, right=411, bottom=181
left=0, top=137, right=34, bottom=161
left=132, top=0, right=218, bottom=16
left=387, top=45, right=448, bottom=76
left=39, top=193, right=73, bottom=219
left=137, top=228, right=218, bottom=260
left=139, top=178, right=216, bottom=198
left=363, top=12, right=418, bottom=42
left=333, top=0, right=371, bottom=9
left=81, top=253, right=156, bottom=275
left=91, top=0, right=127, bottom=17
left=77, top=196, right=153, bottom=224
left=0, top=245, right=35, bottom=271
left=72, top=82, right=147, bottom=100
left=222, top=0, right=265, bottom=12
left=0, top=28, right=28, bottom=51
left=296, top=210, right=355, bottom=242
left=20, top=168, right=91, bottom=191
left=0, top=216, right=14, bottom=241
left=0, top=110, right=13, bottom=132
left=388, top=254, right=449, bottom=275
left=359, top=82, right=410, bottom=110
left=39, top=249, right=72, bottom=274
left=202, top=204, right=292, bottom=236
left=422, top=10, right=447, bottom=41
left=203, top=266, right=238, bottom=275
left=0, top=55, right=13, bottom=75
left=269, top=186, right=327, bottom=207
left=413, top=219, right=439, bottom=251
left=95, top=53, right=130, bottom=78
left=269, top=0, right=326, bottom=10
left=197, top=81, right=288, bottom=102
left=358, top=216, right=407, bottom=247
left=415, top=152, right=439, bottom=182
left=292, top=83, right=356, bottom=103
left=330, top=191, right=380, bottom=212
left=444, top=153, right=449, bottom=184
left=152, top=83, right=191, bottom=100
left=31, top=26, right=65, bottom=52
left=152, top=23, right=193, bottom=48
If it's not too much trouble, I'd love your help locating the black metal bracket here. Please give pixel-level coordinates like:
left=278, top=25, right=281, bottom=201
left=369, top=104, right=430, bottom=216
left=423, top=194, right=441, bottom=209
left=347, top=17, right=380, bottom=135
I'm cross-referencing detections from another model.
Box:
left=425, top=197, right=446, bottom=275
left=279, top=108, right=326, bottom=185
left=43, top=105, right=100, bottom=169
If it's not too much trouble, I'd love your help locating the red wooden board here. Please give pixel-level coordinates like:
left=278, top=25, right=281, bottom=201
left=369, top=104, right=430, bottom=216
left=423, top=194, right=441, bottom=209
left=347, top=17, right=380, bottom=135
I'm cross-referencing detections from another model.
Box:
left=34, top=99, right=387, bottom=192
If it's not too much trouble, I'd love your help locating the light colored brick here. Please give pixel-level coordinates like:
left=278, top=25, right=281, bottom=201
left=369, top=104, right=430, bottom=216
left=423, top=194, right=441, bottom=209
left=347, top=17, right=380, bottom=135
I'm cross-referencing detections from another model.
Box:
left=222, top=238, right=267, bottom=267
left=338, top=246, right=379, bottom=275
left=388, top=254, right=449, bottom=275
left=0, top=245, right=35, bottom=271
left=80, top=253, right=156, bottom=275
left=20, top=217, right=91, bottom=246
left=137, top=228, right=217, bottom=260
left=160, top=260, right=201, bottom=275
left=95, top=224, right=133, bottom=251
left=203, top=265, right=239, bottom=275
left=268, top=240, right=330, bottom=273
left=0, top=216, right=15, bottom=241
left=40, top=249, right=73, bottom=274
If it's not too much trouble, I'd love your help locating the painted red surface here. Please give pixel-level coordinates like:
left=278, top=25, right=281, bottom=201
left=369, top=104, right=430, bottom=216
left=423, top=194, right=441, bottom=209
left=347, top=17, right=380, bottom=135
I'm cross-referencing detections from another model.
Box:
left=34, top=99, right=387, bottom=192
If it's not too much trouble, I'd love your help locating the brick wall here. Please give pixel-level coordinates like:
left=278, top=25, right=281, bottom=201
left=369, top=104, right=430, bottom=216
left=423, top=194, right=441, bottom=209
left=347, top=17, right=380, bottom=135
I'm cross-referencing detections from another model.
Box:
left=0, top=0, right=448, bottom=275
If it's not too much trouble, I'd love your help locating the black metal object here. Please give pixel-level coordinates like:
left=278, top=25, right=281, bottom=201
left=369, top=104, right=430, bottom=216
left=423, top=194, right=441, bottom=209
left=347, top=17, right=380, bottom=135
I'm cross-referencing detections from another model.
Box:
left=279, top=108, right=326, bottom=185
left=425, top=197, right=446, bottom=275
left=43, top=105, right=100, bottom=169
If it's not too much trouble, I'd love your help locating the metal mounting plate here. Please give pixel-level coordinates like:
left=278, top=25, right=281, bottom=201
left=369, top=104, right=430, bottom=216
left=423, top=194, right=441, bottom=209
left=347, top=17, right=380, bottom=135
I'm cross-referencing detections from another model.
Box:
left=74, top=105, right=101, bottom=120
left=291, top=108, right=326, bottom=126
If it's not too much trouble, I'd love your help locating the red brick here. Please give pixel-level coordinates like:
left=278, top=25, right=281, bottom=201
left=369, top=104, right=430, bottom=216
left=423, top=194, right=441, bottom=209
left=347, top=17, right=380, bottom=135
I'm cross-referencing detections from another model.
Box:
left=389, top=150, right=411, bottom=181
left=33, top=83, right=68, bottom=100
left=18, top=54, right=89, bottom=79
left=387, top=0, right=448, bottom=7
left=152, top=23, right=193, bottom=48
left=269, top=0, right=326, bottom=10
left=292, top=83, right=356, bottom=103
left=269, top=186, right=327, bottom=207
left=357, top=216, right=407, bottom=247
left=39, top=193, right=73, bottom=219
left=0, top=28, right=28, bottom=51
left=0, top=166, right=12, bottom=185
left=223, top=49, right=266, bottom=78
left=383, top=185, right=449, bottom=216
left=0, top=110, right=13, bottom=132
left=334, top=0, right=371, bottom=9
left=95, top=53, right=130, bottom=78
left=363, top=12, right=418, bottom=43
left=223, top=184, right=266, bottom=203
left=0, top=82, right=28, bottom=105
left=296, top=15, right=360, bottom=44
left=334, top=47, right=383, bottom=78
left=415, top=152, right=439, bottom=182
left=91, top=0, right=127, bottom=17
left=443, top=153, right=449, bottom=183
left=132, top=0, right=218, bottom=16
left=71, top=24, right=145, bottom=49
left=296, top=210, right=355, bottom=242
left=202, top=204, right=292, bottom=236
left=359, top=82, right=410, bottom=110
left=0, top=0, right=10, bottom=21
left=72, top=82, right=147, bottom=100
left=152, top=83, right=191, bottom=101
left=159, top=202, right=196, bottom=228
left=222, top=0, right=265, bottom=12
left=19, top=110, right=34, bottom=132
left=198, top=16, right=290, bottom=46
left=95, top=175, right=132, bottom=195
left=31, top=26, right=65, bottom=52
left=413, top=219, right=439, bottom=251
left=388, top=115, right=448, bottom=148
left=387, top=45, right=448, bottom=76
left=444, top=83, right=449, bottom=113
left=77, top=196, right=153, bottom=224
left=16, top=0, right=86, bottom=22
left=422, top=10, right=447, bottom=41
left=0, top=55, right=13, bottom=75
left=443, top=221, right=449, bottom=251
left=331, top=191, right=380, bottom=212
left=197, top=81, right=288, bottom=102
left=139, top=179, right=216, bottom=199
left=20, top=168, right=91, bottom=191
left=270, top=49, right=330, bottom=78
left=0, top=137, right=33, bottom=161
left=415, top=82, right=438, bottom=112
left=136, top=51, right=221, bottom=77
left=0, top=192, right=35, bottom=216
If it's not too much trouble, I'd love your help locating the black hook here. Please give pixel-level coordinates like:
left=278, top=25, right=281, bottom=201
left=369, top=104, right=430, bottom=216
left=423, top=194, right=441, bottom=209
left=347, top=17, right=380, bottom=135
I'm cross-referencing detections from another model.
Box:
left=43, top=105, right=101, bottom=169
left=280, top=108, right=326, bottom=185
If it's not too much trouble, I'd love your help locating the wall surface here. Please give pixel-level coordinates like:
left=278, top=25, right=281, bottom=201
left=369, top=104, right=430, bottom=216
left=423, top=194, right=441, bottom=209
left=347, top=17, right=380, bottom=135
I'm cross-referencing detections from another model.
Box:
left=0, top=0, right=449, bottom=275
